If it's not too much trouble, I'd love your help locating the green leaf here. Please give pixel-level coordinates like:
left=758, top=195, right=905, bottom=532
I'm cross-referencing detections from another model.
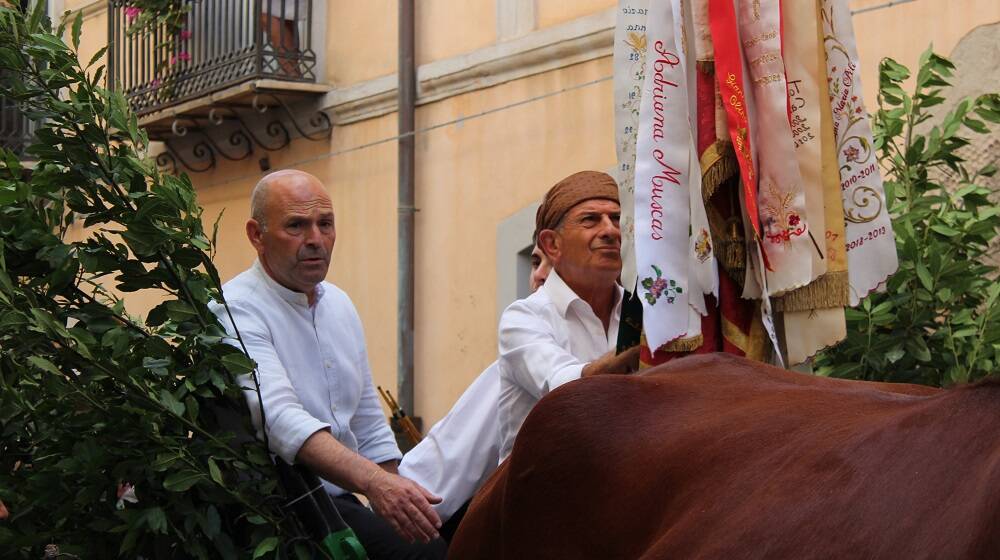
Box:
left=208, top=457, right=224, bottom=486
left=220, top=352, right=256, bottom=375
left=163, top=470, right=203, bottom=492
left=144, top=507, right=168, bottom=534
left=27, top=356, right=62, bottom=376
left=71, top=11, right=82, bottom=49
left=929, top=224, right=960, bottom=237
left=252, top=537, right=280, bottom=559
left=201, top=506, right=221, bottom=539
left=159, top=388, right=185, bottom=416
left=915, top=263, right=933, bottom=292
left=144, top=357, right=172, bottom=376
left=165, top=300, right=199, bottom=322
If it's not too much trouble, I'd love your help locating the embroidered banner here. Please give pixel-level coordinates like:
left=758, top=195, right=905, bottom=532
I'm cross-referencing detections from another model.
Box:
left=675, top=0, right=718, bottom=316
left=738, top=0, right=817, bottom=296
left=822, top=0, right=898, bottom=305
left=613, top=0, right=651, bottom=291
left=782, top=0, right=848, bottom=366
left=708, top=0, right=761, bottom=242
left=634, top=0, right=694, bottom=350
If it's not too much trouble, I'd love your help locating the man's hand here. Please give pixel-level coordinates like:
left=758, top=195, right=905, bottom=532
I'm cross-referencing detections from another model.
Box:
left=581, top=345, right=640, bottom=377
left=364, top=468, right=442, bottom=543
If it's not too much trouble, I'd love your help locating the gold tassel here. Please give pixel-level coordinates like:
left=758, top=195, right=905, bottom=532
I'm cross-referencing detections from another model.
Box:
left=700, top=140, right=738, bottom=203
left=772, top=271, right=850, bottom=312
left=638, top=333, right=707, bottom=369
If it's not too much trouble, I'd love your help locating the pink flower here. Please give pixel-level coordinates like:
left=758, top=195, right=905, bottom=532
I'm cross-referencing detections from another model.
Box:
left=180, top=30, right=192, bottom=40
left=124, top=6, right=141, bottom=21
left=151, top=79, right=162, bottom=87
left=169, top=52, right=191, bottom=65
left=844, top=145, right=860, bottom=162
left=116, top=483, right=138, bottom=510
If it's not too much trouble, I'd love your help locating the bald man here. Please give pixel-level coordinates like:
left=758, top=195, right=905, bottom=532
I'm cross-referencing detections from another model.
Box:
left=212, top=170, right=447, bottom=558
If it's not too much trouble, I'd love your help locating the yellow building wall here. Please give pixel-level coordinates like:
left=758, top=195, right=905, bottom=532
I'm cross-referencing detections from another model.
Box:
left=65, top=0, right=1000, bottom=428
left=536, top=0, right=613, bottom=29
left=412, top=57, right=615, bottom=423
left=850, top=0, right=1000, bottom=111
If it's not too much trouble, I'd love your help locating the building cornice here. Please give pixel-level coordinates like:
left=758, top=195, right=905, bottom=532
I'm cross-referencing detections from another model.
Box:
left=77, top=0, right=104, bottom=20
left=320, top=8, right=615, bottom=125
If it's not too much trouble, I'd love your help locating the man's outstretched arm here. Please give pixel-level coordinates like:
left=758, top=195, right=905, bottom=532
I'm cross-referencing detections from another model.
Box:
left=296, top=429, right=442, bottom=543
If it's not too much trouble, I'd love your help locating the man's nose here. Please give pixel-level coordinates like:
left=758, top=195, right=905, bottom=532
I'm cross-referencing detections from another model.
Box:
left=303, top=223, right=323, bottom=246
left=598, top=214, right=621, bottom=239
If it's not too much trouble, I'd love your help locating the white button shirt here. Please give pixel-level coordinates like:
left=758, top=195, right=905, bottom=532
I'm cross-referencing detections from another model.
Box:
left=497, top=270, right=622, bottom=460
left=211, top=261, right=401, bottom=495
left=399, top=362, right=500, bottom=522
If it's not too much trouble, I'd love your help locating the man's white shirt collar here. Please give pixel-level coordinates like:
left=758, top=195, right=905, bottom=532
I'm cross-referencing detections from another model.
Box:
left=252, top=258, right=325, bottom=308
left=543, top=269, right=623, bottom=323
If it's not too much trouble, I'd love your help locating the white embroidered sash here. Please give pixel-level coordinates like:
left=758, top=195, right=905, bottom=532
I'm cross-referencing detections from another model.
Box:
left=821, top=0, right=898, bottom=305
left=634, top=0, right=695, bottom=349
left=613, top=0, right=652, bottom=291
left=675, top=0, right=718, bottom=319
left=738, top=0, right=818, bottom=296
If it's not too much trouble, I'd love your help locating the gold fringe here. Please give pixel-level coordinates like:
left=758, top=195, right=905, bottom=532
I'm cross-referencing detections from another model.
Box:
left=772, top=271, right=850, bottom=312
left=661, top=334, right=705, bottom=353
left=707, top=203, right=746, bottom=284
left=637, top=333, right=707, bottom=370
left=699, top=140, right=737, bottom=203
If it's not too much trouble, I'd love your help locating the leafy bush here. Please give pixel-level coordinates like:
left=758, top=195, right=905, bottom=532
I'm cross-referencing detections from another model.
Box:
left=815, top=48, right=1000, bottom=386
left=0, top=4, right=309, bottom=558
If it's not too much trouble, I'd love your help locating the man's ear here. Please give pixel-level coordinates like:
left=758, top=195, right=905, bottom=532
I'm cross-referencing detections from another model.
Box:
left=538, top=229, right=560, bottom=263
left=246, top=219, right=265, bottom=252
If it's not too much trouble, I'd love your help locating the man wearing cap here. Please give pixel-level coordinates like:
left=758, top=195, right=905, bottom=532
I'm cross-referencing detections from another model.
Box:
left=497, top=171, right=640, bottom=460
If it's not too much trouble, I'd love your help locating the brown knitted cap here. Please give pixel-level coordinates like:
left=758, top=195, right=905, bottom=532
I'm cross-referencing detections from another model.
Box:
left=534, top=171, right=620, bottom=241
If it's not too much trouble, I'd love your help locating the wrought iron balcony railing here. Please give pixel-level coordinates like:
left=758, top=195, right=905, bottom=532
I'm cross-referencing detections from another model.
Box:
left=108, top=0, right=317, bottom=116
left=0, top=93, right=37, bottom=160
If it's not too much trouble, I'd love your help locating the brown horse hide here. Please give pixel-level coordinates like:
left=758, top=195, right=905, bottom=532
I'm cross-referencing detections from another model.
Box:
left=449, top=353, right=1000, bottom=559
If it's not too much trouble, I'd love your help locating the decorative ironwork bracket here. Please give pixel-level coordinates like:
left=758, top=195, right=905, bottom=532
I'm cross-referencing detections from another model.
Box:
left=156, top=98, right=332, bottom=174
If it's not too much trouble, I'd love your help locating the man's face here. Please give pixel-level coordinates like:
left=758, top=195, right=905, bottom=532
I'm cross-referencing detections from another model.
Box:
left=542, top=199, right=622, bottom=285
left=247, top=175, right=336, bottom=296
left=530, top=245, right=552, bottom=292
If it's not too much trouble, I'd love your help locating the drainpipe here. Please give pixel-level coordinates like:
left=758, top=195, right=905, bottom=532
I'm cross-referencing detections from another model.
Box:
left=397, top=0, right=416, bottom=417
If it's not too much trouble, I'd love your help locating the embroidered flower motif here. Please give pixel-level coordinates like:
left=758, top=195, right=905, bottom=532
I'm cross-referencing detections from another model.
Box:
left=844, top=145, right=860, bottom=162
left=641, top=265, right=682, bottom=306
left=694, top=229, right=712, bottom=263
left=763, top=182, right=807, bottom=245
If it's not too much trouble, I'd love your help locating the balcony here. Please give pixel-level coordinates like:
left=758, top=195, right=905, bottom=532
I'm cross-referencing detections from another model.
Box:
left=0, top=93, right=38, bottom=160
left=107, top=0, right=332, bottom=173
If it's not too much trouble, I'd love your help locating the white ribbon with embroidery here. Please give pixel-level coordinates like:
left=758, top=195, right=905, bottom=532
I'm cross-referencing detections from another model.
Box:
left=634, top=0, right=695, bottom=350
left=738, top=0, right=819, bottom=296
left=613, top=0, right=652, bottom=291
left=822, top=0, right=898, bottom=304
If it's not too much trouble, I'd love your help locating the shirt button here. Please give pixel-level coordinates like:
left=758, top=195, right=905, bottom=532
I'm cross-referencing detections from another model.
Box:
left=324, top=360, right=332, bottom=369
